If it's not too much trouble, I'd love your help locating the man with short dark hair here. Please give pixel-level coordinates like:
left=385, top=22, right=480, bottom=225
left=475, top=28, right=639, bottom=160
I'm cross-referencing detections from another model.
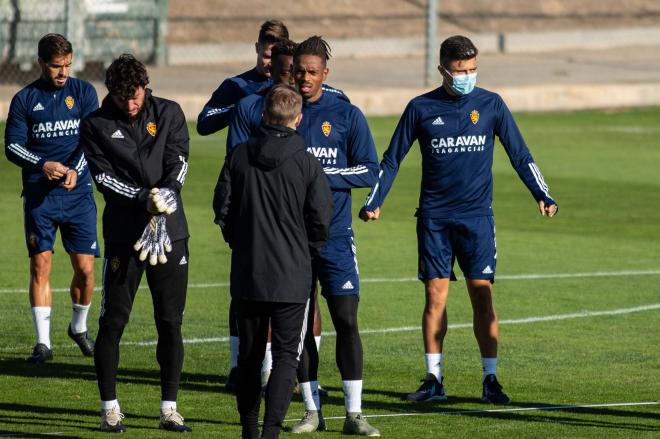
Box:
left=290, top=36, right=380, bottom=437
left=4, top=33, right=98, bottom=363
left=196, top=19, right=289, bottom=136
left=81, top=54, right=191, bottom=433
left=360, top=35, right=558, bottom=405
left=227, top=37, right=343, bottom=396
left=214, top=83, right=333, bottom=439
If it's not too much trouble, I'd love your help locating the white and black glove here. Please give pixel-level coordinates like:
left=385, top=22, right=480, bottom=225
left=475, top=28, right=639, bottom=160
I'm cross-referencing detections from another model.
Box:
left=149, top=187, right=178, bottom=215
left=133, top=216, right=172, bottom=265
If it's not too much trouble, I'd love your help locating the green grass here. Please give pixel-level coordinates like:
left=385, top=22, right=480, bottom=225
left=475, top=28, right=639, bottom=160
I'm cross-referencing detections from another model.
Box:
left=1, top=108, right=659, bottom=438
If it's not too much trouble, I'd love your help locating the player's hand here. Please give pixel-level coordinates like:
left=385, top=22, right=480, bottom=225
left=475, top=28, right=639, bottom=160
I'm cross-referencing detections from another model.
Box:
left=148, top=187, right=178, bottom=215
left=359, top=207, right=380, bottom=222
left=146, top=188, right=161, bottom=214
left=134, top=216, right=172, bottom=265
left=538, top=200, right=558, bottom=217
left=134, top=216, right=163, bottom=264
left=155, top=187, right=178, bottom=214
left=134, top=216, right=158, bottom=261
left=42, top=161, right=69, bottom=180
left=62, top=169, right=78, bottom=191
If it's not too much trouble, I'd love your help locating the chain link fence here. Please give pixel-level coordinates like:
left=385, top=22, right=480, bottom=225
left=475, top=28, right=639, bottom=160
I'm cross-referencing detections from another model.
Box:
left=0, top=0, right=168, bottom=85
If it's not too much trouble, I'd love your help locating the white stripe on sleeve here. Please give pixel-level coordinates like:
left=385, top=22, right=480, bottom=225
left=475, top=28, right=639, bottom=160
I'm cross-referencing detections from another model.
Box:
left=8, top=143, right=41, bottom=164
left=528, top=162, right=550, bottom=198
left=365, top=169, right=384, bottom=206
left=176, top=155, right=188, bottom=184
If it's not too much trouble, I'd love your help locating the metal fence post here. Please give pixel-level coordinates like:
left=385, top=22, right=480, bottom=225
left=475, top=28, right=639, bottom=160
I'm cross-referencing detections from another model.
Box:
left=66, top=0, right=85, bottom=73
left=425, top=0, right=437, bottom=88
left=154, top=0, right=169, bottom=66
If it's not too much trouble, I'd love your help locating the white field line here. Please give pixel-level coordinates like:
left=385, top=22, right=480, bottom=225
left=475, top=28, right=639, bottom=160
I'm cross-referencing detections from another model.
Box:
left=1, top=303, right=658, bottom=352
left=288, top=401, right=659, bottom=423
left=2, top=268, right=660, bottom=294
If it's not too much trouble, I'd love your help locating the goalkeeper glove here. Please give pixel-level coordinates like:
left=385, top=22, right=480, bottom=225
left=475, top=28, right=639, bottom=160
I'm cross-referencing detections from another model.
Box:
left=149, top=187, right=178, bottom=215
left=134, top=216, right=172, bottom=265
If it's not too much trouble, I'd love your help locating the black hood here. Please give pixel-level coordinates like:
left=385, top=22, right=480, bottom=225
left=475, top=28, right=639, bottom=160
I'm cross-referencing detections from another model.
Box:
left=247, top=124, right=306, bottom=170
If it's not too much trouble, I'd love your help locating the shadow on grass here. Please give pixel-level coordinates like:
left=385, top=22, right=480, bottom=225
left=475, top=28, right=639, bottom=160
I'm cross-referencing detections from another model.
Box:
left=0, top=402, right=239, bottom=435
left=0, top=357, right=235, bottom=395
left=0, top=430, right=84, bottom=439
left=318, top=385, right=659, bottom=433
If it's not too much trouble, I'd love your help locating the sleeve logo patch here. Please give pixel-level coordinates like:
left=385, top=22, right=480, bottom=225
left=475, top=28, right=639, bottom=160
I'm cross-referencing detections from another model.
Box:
left=65, top=96, right=74, bottom=110
left=146, top=122, right=157, bottom=137
left=470, top=109, right=480, bottom=125
left=322, top=121, right=332, bottom=137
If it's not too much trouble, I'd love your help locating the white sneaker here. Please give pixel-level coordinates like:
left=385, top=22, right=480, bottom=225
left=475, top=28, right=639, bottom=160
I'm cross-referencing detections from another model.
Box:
left=290, top=409, right=326, bottom=433
left=159, top=407, right=192, bottom=432
left=343, top=412, right=380, bottom=436
left=100, top=406, right=126, bottom=433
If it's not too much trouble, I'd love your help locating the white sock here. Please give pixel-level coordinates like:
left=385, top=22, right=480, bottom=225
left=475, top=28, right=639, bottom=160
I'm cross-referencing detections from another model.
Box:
left=261, top=342, right=272, bottom=387
left=343, top=380, right=363, bottom=413
left=229, top=336, right=239, bottom=369
left=314, top=336, right=321, bottom=352
left=300, top=381, right=320, bottom=411
left=160, top=400, right=176, bottom=412
left=32, top=306, right=51, bottom=348
left=101, top=399, right=119, bottom=411
left=425, top=353, right=442, bottom=381
left=482, top=357, right=497, bottom=380
left=71, top=302, right=90, bottom=334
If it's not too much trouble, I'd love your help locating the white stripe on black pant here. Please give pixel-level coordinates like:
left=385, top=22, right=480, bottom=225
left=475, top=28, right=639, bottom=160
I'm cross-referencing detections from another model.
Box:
left=236, top=298, right=310, bottom=439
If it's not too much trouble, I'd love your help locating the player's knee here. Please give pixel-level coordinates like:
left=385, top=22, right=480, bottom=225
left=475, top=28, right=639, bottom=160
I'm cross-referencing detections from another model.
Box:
left=334, top=313, right=359, bottom=337
left=73, top=265, right=94, bottom=286
left=98, top=316, right=128, bottom=335
left=471, top=295, right=495, bottom=317
left=155, top=317, right=183, bottom=339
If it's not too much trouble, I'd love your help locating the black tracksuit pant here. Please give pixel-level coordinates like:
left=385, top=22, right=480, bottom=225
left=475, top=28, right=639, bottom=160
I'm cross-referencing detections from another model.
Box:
left=94, top=239, right=189, bottom=402
left=236, top=299, right=309, bottom=439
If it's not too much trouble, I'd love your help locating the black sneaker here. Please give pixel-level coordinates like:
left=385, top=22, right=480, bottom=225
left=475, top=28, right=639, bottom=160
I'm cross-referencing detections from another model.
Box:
left=26, top=343, right=53, bottom=363
left=226, top=367, right=238, bottom=392
left=406, top=375, right=447, bottom=402
left=481, top=374, right=511, bottom=404
left=318, top=384, right=329, bottom=397
left=68, top=325, right=95, bottom=357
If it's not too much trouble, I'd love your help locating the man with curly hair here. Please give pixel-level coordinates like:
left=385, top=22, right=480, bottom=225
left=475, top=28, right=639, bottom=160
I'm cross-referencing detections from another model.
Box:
left=80, top=54, right=191, bottom=433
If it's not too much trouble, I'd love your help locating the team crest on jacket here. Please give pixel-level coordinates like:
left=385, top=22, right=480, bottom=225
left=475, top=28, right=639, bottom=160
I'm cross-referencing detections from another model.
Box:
left=110, top=257, right=120, bottom=272
left=322, top=121, right=331, bottom=137
left=65, top=96, right=74, bottom=110
left=470, top=110, right=479, bottom=125
left=146, top=122, right=157, bottom=137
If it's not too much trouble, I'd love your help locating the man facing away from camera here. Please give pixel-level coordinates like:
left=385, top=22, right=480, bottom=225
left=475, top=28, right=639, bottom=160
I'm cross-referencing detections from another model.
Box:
left=214, top=83, right=333, bottom=439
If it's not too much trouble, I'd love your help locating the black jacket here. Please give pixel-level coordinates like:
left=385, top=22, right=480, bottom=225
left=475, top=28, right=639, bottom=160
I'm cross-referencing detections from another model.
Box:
left=81, top=89, right=189, bottom=245
left=214, top=124, right=333, bottom=303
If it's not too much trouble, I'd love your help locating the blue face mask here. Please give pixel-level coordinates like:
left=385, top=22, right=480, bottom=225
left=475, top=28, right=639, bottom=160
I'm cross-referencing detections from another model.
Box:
left=445, top=69, right=477, bottom=95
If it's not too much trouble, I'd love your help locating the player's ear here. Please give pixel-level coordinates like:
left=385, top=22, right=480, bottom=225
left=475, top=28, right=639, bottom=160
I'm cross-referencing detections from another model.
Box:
left=322, top=67, right=329, bottom=81
left=255, top=42, right=260, bottom=54
left=294, top=113, right=303, bottom=127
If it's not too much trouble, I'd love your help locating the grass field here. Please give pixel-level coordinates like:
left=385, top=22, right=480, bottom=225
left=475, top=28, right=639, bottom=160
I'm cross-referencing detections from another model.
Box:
left=0, top=108, right=659, bottom=438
